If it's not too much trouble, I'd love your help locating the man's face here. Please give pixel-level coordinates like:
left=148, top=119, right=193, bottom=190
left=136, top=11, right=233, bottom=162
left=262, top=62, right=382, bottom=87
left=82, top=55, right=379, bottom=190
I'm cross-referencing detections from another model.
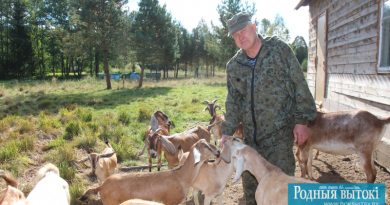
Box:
left=232, top=22, right=257, bottom=51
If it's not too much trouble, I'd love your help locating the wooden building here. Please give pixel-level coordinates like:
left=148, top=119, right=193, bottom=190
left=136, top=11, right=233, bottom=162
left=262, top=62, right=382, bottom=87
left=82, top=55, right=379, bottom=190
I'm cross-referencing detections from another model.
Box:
left=295, top=0, right=390, bottom=169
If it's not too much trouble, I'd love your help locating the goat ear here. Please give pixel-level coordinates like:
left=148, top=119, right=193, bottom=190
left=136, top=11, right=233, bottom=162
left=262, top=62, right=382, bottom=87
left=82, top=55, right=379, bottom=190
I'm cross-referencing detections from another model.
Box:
left=233, top=123, right=244, bottom=140
left=231, top=155, right=244, bottom=185
left=150, top=115, right=158, bottom=131
left=160, top=136, right=176, bottom=155
left=202, top=106, right=209, bottom=111
left=220, top=143, right=231, bottom=163
left=99, top=152, right=115, bottom=158
left=178, top=145, right=183, bottom=160
left=193, top=147, right=201, bottom=166
left=79, top=157, right=89, bottom=163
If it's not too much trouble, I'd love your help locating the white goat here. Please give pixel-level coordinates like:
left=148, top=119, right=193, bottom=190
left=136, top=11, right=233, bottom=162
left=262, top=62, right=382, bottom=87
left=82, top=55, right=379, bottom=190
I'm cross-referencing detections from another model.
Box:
left=178, top=123, right=244, bottom=205
left=79, top=141, right=117, bottom=184
left=25, top=163, right=70, bottom=205
left=226, top=136, right=314, bottom=204
left=120, top=199, right=164, bottom=205
left=298, top=109, right=390, bottom=183
left=78, top=139, right=226, bottom=205
left=0, top=170, right=25, bottom=205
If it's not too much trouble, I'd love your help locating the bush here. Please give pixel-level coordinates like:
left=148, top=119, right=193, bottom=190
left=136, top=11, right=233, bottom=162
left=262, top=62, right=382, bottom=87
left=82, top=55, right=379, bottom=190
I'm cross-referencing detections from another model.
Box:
left=69, top=182, right=85, bottom=205
left=111, top=138, right=137, bottom=163
left=17, top=119, right=35, bottom=134
left=118, top=110, right=131, bottom=125
left=19, top=134, right=35, bottom=152
left=75, top=134, right=98, bottom=150
left=39, top=112, right=61, bottom=133
left=0, top=120, right=10, bottom=133
left=64, top=121, right=82, bottom=140
left=55, top=143, right=76, bottom=165
left=137, top=107, right=150, bottom=122
left=58, top=162, right=76, bottom=183
left=301, top=58, right=308, bottom=72
left=43, top=136, right=65, bottom=151
left=38, top=100, right=56, bottom=109
left=0, top=140, right=20, bottom=162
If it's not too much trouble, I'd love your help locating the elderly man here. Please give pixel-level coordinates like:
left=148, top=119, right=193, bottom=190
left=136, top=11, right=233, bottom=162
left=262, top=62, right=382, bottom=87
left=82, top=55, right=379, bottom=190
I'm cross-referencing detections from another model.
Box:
left=221, top=12, right=317, bottom=204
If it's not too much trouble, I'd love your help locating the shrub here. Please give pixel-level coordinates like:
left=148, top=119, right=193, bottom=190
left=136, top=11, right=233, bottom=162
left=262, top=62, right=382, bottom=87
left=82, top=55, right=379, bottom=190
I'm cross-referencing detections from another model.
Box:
left=64, top=121, right=81, bottom=140
left=58, top=162, right=76, bottom=183
left=118, top=110, right=131, bottom=125
left=43, top=136, right=65, bottom=151
left=17, top=119, right=35, bottom=134
left=59, top=108, right=76, bottom=124
left=301, top=58, right=308, bottom=72
left=69, top=182, right=85, bottom=205
left=38, top=100, right=56, bottom=109
left=76, top=107, right=92, bottom=122
left=19, top=134, right=35, bottom=152
left=137, top=107, right=150, bottom=122
left=86, top=121, right=98, bottom=132
left=39, top=112, right=61, bottom=133
left=75, top=134, right=98, bottom=150
left=0, top=120, right=10, bottom=133
left=55, top=143, right=76, bottom=165
left=0, top=140, right=20, bottom=162
left=111, top=138, right=137, bottom=163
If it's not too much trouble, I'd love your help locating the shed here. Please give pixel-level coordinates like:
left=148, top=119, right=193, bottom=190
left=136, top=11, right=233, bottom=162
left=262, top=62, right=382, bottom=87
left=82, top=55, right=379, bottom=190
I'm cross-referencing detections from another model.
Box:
left=295, top=0, right=390, bottom=169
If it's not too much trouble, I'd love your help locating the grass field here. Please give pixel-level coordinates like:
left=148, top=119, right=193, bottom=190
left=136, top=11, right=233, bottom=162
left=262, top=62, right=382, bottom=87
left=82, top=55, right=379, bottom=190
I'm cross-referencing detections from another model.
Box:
left=0, top=74, right=228, bottom=204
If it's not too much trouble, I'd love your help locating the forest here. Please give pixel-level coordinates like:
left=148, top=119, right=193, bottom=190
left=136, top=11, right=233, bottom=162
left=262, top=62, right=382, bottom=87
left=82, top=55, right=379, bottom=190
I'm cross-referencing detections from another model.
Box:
left=0, top=0, right=308, bottom=88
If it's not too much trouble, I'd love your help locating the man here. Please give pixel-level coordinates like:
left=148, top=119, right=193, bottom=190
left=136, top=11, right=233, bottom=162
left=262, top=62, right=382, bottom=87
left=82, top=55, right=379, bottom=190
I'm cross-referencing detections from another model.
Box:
left=221, top=12, right=317, bottom=204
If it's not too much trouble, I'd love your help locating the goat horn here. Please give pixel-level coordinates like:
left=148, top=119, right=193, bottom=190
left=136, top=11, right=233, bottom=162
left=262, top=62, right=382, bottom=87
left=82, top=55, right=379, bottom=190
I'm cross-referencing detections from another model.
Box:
left=155, top=128, right=163, bottom=133
left=212, top=99, right=218, bottom=103
left=79, top=157, right=89, bottom=163
left=204, top=100, right=210, bottom=104
left=202, top=106, right=209, bottom=111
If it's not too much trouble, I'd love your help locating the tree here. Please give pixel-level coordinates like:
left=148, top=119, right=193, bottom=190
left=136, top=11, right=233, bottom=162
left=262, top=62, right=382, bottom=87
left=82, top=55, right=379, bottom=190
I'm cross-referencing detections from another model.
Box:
left=213, top=0, right=257, bottom=65
left=268, top=14, right=290, bottom=42
left=291, top=36, right=308, bottom=65
left=68, top=0, right=128, bottom=89
left=259, top=18, right=271, bottom=36
left=9, top=0, right=34, bottom=79
left=130, top=0, right=160, bottom=87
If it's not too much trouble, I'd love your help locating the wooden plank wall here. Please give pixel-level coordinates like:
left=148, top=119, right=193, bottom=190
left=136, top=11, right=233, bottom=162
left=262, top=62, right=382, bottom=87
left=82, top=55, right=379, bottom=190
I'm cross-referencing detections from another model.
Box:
left=306, top=0, right=390, bottom=141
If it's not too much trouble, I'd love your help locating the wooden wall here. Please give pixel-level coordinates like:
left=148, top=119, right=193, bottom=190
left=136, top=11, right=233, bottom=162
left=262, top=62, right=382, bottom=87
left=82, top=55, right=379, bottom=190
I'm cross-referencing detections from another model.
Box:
left=305, top=0, right=390, bottom=168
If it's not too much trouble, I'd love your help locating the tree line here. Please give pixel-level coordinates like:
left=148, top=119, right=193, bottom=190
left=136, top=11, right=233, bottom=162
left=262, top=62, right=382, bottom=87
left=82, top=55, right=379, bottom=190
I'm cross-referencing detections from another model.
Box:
left=0, top=0, right=308, bottom=88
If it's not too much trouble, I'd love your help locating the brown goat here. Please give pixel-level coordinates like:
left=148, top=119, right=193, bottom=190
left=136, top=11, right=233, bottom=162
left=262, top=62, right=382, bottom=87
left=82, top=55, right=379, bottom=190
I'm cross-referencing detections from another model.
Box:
left=78, top=139, right=226, bottom=205
left=138, top=110, right=175, bottom=172
left=0, top=170, right=25, bottom=205
left=203, top=99, right=225, bottom=145
left=298, top=109, right=390, bottom=183
left=148, top=125, right=211, bottom=170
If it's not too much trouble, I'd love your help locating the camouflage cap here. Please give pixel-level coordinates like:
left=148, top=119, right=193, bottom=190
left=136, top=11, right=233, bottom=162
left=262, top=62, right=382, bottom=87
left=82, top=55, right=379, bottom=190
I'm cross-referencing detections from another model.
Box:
left=227, top=12, right=251, bottom=36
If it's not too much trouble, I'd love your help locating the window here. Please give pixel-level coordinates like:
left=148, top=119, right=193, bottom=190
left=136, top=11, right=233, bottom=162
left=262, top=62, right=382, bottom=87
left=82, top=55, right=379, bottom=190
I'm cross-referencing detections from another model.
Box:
left=378, top=0, right=390, bottom=73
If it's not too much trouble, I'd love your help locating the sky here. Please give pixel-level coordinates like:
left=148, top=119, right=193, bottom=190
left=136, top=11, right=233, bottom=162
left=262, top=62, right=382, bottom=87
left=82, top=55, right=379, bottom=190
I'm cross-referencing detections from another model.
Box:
left=125, top=0, right=310, bottom=44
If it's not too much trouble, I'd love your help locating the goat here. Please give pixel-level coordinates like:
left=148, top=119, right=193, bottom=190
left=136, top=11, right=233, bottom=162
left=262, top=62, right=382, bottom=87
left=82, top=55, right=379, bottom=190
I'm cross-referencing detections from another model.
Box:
left=225, top=136, right=314, bottom=204
left=178, top=123, right=244, bottom=205
left=147, top=125, right=211, bottom=170
left=138, top=110, right=175, bottom=172
left=120, top=199, right=164, bottom=205
left=79, top=141, right=117, bottom=184
left=298, top=109, right=390, bottom=183
left=78, top=139, right=227, bottom=205
left=25, top=163, right=70, bottom=205
left=203, top=99, right=225, bottom=145
left=0, top=170, right=25, bottom=205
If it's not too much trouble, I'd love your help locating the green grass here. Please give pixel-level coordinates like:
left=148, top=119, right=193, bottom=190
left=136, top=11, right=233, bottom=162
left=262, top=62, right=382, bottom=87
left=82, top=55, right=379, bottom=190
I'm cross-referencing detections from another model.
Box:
left=0, top=73, right=228, bottom=200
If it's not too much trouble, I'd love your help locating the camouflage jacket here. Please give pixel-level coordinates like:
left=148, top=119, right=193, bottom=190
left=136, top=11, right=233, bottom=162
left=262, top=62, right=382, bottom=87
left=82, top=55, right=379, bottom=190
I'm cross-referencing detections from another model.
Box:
left=221, top=34, right=317, bottom=147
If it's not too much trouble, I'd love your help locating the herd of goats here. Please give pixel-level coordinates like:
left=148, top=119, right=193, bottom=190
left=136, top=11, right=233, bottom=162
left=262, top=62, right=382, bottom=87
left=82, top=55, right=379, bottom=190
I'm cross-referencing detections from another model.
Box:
left=1, top=99, right=389, bottom=205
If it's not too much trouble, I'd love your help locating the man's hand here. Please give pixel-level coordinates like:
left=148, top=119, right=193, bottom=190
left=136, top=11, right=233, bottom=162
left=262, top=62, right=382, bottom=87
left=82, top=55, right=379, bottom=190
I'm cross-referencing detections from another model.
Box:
left=294, top=124, right=308, bottom=146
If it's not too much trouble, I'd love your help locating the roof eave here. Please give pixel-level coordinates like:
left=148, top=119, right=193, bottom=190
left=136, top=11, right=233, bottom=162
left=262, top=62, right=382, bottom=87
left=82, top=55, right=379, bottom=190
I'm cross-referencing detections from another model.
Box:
left=295, top=0, right=310, bottom=10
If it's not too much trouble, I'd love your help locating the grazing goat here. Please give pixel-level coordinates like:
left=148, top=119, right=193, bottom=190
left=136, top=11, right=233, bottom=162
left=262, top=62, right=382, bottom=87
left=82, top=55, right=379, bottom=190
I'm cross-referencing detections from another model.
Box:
left=120, top=199, right=164, bottom=205
left=25, top=163, right=70, bottom=205
left=226, top=136, right=314, bottom=204
left=138, top=110, right=175, bottom=172
left=147, top=125, right=211, bottom=170
left=178, top=123, right=244, bottom=205
left=298, top=109, right=390, bottom=183
left=203, top=99, right=225, bottom=145
left=78, top=139, right=226, bottom=205
left=79, top=141, right=117, bottom=184
left=0, top=170, right=25, bottom=205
